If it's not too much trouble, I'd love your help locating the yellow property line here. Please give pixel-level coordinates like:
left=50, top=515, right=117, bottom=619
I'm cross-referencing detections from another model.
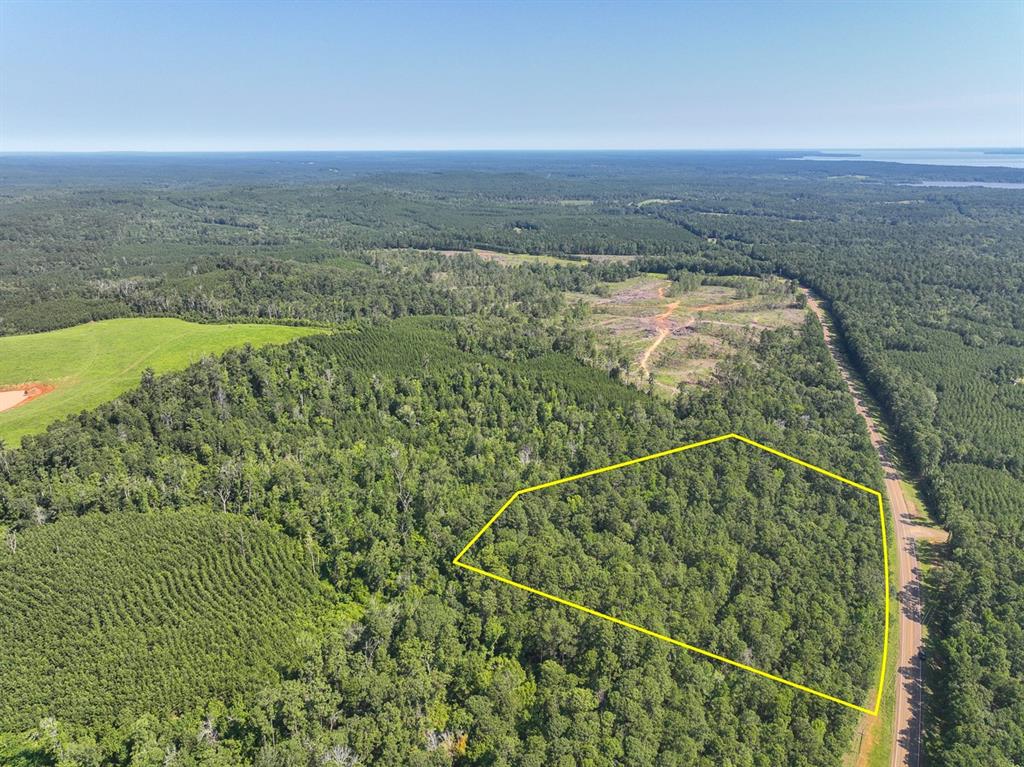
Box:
left=453, top=432, right=890, bottom=716
left=452, top=434, right=734, bottom=563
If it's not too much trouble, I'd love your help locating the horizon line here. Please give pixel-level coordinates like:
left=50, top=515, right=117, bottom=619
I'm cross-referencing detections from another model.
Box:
left=2, top=146, right=1022, bottom=156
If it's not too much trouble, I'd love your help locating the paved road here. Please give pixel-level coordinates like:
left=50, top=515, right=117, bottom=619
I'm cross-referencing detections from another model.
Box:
left=804, top=292, right=945, bottom=767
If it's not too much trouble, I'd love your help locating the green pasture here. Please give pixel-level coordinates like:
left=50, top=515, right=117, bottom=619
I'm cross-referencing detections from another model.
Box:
left=0, top=318, right=323, bottom=446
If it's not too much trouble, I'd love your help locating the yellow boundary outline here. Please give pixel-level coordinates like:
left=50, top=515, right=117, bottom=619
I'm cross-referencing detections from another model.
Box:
left=453, top=432, right=890, bottom=716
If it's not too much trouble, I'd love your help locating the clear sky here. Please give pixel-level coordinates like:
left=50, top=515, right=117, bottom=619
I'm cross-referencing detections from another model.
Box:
left=1, top=0, right=1021, bottom=151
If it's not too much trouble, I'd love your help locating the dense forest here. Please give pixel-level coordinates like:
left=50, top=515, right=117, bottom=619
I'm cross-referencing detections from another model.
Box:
left=1, top=152, right=1020, bottom=765
left=631, top=184, right=1024, bottom=766
left=465, top=435, right=885, bottom=711
left=0, top=512, right=323, bottom=729
left=0, top=313, right=884, bottom=766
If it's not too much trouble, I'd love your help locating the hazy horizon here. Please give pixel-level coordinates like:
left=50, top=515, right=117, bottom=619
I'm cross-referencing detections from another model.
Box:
left=2, top=146, right=1021, bottom=155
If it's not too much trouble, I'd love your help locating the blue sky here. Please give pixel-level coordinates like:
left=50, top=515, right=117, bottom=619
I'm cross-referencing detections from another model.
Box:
left=1, top=0, right=1021, bottom=151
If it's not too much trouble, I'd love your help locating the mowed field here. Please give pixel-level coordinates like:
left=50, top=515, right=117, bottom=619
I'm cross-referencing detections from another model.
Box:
left=569, top=273, right=805, bottom=394
left=0, top=318, right=324, bottom=445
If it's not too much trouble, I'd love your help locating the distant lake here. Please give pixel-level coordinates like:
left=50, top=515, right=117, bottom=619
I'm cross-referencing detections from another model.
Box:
left=899, top=181, right=1024, bottom=189
left=794, top=149, right=1024, bottom=169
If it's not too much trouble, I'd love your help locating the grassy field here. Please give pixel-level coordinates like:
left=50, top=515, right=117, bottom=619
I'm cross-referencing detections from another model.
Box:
left=0, top=318, right=324, bottom=446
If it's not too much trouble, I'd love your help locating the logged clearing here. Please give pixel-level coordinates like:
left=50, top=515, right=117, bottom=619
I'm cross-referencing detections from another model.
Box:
left=371, top=247, right=584, bottom=268
left=570, top=274, right=804, bottom=394
left=473, top=249, right=583, bottom=267
left=637, top=289, right=680, bottom=375
left=0, top=318, right=324, bottom=446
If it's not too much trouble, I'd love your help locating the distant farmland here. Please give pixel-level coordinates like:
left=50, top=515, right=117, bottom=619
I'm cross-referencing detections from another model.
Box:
left=0, top=318, right=324, bottom=445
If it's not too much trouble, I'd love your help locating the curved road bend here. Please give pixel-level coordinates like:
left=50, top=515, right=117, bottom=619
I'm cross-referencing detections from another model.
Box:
left=804, top=292, right=946, bottom=767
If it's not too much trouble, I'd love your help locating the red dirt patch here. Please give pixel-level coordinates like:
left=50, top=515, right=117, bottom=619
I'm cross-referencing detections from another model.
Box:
left=0, top=383, right=54, bottom=413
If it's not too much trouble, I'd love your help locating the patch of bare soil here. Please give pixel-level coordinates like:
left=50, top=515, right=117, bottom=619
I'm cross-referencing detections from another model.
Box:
left=610, top=284, right=665, bottom=304
left=0, top=383, right=54, bottom=412
left=638, top=287, right=682, bottom=376
left=579, top=254, right=639, bottom=263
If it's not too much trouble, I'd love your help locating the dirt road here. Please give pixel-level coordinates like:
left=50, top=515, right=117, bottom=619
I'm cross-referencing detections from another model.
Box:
left=804, top=292, right=945, bottom=767
left=638, top=288, right=680, bottom=376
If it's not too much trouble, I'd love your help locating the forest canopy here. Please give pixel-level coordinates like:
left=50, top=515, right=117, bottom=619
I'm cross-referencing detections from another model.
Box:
left=1, top=314, right=885, bottom=766
left=1, top=152, right=1019, bottom=766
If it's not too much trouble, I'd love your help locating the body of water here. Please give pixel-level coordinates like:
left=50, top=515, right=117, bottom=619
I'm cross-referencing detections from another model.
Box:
left=899, top=181, right=1024, bottom=189
left=795, top=149, right=1024, bottom=169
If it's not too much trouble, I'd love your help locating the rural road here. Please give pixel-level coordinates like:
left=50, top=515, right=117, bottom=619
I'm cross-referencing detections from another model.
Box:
left=804, top=292, right=946, bottom=767
left=638, top=287, right=680, bottom=377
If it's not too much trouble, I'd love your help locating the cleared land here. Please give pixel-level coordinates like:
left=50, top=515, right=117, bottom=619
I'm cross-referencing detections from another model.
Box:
left=0, top=383, right=53, bottom=413
left=0, top=391, right=24, bottom=412
left=373, top=247, right=584, bottom=268
left=569, top=274, right=804, bottom=394
left=0, top=318, right=324, bottom=445
left=472, top=248, right=583, bottom=267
